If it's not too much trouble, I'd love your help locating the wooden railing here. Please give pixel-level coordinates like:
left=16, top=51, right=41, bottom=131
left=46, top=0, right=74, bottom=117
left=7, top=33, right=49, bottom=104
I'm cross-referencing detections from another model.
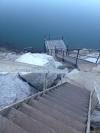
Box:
left=0, top=72, right=66, bottom=112
left=46, top=48, right=100, bottom=67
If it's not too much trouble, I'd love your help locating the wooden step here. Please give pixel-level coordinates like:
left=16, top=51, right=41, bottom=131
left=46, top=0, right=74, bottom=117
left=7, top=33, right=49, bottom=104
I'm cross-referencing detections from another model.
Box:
left=56, top=82, right=89, bottom=93
left=42, top=94, right=88, bottom=117
left=56, top=83, right=90, bottom=97
left=46, top=91, right=89, bottom=110
left=53, top=88, right=89, bottom=101
left=0, top=115, right=29, bottom=133
left=19, top=103, right=81, bottom=133
left=50, top=87, right=89, bottom=101
left=38, top=96, right=87, bottom=123
left=29, top=99, right=86, bottom=132
left=6, top=108, right=56, bottom=133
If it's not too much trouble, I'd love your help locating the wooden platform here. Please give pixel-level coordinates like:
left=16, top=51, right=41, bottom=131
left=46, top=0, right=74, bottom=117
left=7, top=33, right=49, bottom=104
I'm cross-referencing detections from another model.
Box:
left=56, top=54, right=96, bottom=71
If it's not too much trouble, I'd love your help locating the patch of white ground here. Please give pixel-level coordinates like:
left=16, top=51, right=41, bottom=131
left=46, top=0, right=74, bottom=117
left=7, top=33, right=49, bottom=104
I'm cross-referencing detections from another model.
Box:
left=65, top=69, right=100, bottom=91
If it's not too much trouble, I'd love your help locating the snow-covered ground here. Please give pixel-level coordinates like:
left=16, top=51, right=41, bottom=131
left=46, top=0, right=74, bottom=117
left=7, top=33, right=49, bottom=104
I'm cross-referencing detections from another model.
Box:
left=80, top=56, right=100, bottom=63
left=65, top=69, right=100, bottom=91
left=0, top=51, right=19, bottom=61
left=79, top=52, right=100, bottom=63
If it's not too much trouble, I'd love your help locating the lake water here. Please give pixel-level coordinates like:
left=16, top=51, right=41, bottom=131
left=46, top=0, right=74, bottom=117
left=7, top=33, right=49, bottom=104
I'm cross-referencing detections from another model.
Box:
left=0, top=0, right=100, bottom=50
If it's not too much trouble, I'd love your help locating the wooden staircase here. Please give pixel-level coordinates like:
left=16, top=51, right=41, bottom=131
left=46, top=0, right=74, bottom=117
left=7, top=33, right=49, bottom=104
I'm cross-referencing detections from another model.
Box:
left=0, top=82, right=90, bottom=133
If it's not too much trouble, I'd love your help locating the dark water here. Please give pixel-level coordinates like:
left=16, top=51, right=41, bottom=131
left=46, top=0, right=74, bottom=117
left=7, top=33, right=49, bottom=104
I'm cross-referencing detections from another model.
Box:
left=0, top=0, right=100, bottom=50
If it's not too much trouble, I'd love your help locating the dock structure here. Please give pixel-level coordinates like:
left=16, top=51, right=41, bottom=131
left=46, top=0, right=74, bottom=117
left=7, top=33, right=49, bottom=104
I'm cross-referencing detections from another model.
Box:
left=0, top=82, right=91, bottom=133
left=56, top=53, right=96, bottom=71
left=45, top=39, right=66, bottom=56
left=44, top=39, right=97, bottom=71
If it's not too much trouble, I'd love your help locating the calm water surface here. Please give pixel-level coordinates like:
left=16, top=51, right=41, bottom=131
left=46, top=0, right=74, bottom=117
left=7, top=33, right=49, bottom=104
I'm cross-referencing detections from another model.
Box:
left=0, top=0, right=100, bottom=49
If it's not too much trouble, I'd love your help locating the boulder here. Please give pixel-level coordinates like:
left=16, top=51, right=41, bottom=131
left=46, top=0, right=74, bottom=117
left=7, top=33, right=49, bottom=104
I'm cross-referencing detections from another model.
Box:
left=19, top=72, right=57, bottom=91
left=0, top=73, right=33, bottom=108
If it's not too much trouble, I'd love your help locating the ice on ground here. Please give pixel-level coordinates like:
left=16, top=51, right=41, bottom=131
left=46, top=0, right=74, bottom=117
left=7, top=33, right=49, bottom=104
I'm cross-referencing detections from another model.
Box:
left=84, top=57, right=97, bottom=63
left=16, top=53, right=62, bottom=68
left=65, top=69, right=100, bottom=91
left=79, top=51, right=100, bottom=63
left=80, top=56, right=99, bottom=63
left=0, top=51, right=19, bottom=61
left=92, top=65, right=100, bottom=73
left=0, top=74, right=31, bottom=108
left=66, top=69, right=79, bottom=78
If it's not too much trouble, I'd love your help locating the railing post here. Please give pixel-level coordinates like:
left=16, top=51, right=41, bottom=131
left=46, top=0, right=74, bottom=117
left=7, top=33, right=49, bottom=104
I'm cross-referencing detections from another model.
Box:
left=43, top=73, right=48, bottom=93
left=47, top=49, right=49, bottom=55
left=44, top=39, right=46, bottom=53
left=61, top=73, right=64, bottom=84
left=76, top=49, right=80, bottom=67
left=96, top=50, right=100, bottom=64
left=62, top=50, right=65, bottom=62
left=55, top=46, right=57, bottom=57
left=51, top=49, right=52, bottom=56
left=66, top=49, right=67, bottom=56
left=62, top=36, right=64, bottom=40
left=67, top=45, right=69, bottom=56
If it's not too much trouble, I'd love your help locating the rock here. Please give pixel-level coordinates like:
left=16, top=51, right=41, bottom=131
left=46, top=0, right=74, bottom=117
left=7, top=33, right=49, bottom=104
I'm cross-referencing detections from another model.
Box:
left=19, top=72, right=57, bottom=91
left=16, top=53, right=60, bottom=68
left=0, top=73, right=33, bottom=108
left=16, top=53, right=63, bottom=91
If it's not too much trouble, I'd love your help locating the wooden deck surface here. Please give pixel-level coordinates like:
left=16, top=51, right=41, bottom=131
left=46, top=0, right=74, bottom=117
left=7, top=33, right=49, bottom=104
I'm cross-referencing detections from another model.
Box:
left=56, top=54, right=96, bottom=71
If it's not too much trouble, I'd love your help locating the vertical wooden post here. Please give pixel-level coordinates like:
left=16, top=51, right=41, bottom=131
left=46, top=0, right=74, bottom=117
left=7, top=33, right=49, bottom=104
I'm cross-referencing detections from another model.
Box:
left=43, top=73, right=48, bottom=93
left=66, top=49, right=67, bottom=56
left=55, top=46, right=57, bottom=57
left=96, top=50, right=100, bottom=64
left=62, top=36, right=64, bottom=40
left=48, top=49, right=49, bottom=55
left=62, top=50, right=65, bottom=62
left=47, top=49, right=49, bottom=55
left=51, top=49, right=53, bottom=56
left=76, top=49, right=80, bottom=67
left=67, top=45, right=69, bottom=56
left=49, top=49, right=50, bottom=55
left=44, top=40, right=46, bottom=53
left=61, top=74, right=64, bottom=84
